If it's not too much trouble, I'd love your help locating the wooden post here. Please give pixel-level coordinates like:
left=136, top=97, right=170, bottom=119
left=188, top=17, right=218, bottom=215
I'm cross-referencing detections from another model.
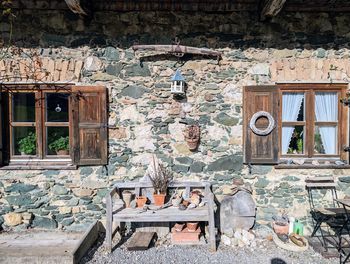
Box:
left=105, top=192, right=113, bottom=253
left=207, top=192, right=216, bottom=251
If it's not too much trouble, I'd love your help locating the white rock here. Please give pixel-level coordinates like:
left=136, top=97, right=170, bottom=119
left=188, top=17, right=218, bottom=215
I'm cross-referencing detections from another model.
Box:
left=248, top=63, right=270, bottom=75
left=83, top=56, right=102, bottom=71
left=242, top=229, right=255, bottom=241
left=221, top=235, right=231, bottom=246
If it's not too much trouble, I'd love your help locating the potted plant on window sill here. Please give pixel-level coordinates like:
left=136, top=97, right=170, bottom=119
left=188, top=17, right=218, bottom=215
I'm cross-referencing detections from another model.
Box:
left=18, top=132, right=36, bottom=155
left=147, top=155, right=172, bottom=206
left=48, top=136, right=69, bottom=155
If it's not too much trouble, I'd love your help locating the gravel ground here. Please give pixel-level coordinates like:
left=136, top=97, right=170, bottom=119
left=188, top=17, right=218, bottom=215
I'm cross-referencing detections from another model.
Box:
left=81, top=235, right=338, bottom=264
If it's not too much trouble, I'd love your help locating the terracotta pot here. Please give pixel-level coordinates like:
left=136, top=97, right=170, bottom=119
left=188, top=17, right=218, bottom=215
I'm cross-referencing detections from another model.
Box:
left=174, top=222, right=185, bottom=232
left=122, top=191, right=133, bottom=208
left=186, top=138, right=199, bottom=150
left=186, top=222, right=198, bottom=232
left=182, top=200, right=190, bottom=207
left=136, top=196, right=147, bottom=208
left=57, top=149, right=69, bottom=155
left=273, top=221, right=289, bottom=235
left=153, top=193, right=166, bottom=206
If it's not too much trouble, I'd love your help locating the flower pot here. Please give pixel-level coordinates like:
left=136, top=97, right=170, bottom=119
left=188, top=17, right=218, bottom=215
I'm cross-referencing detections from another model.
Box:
left=57, top=149, right=69, bottom=155
left=273, top=221, right=289, bottom=235
left=136, top=196, right=147, bottom=208
left=186, top=222, right=198, bottom=232
left=186, top=138, right=199, bottom=150
left=122, top=191, right=133, bottom=208
left=153, top=193, right=166, bottom=206
left=174, top=222, right=185, bottom=232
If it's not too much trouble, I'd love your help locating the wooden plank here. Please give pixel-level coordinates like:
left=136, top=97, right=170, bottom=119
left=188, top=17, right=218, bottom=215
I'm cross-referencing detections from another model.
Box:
left=306, top=176, right=334, bottom=182
left=106, top=193, right=113, bottom=253
left=113, top=181, right=211, bottom=189
left=306, top=182, right=336, bottom=188
left=127, top=232, right=155, bottom=251
left=72, top=220, right=100, bottom=264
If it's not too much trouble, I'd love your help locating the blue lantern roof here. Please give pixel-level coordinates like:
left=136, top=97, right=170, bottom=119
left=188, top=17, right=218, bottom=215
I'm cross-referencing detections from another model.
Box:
left=171, top=69, right=185, bottom=81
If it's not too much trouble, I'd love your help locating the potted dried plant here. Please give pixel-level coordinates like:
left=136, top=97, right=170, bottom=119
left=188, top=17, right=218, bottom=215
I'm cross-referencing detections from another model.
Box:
left=146, top=155, right=172, bottom=206
left=184, top=125, right=200, bottom=151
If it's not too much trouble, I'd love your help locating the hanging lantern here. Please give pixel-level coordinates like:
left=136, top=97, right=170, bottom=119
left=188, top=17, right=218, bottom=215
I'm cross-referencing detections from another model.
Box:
left=171, top=69, right=186, bottom=95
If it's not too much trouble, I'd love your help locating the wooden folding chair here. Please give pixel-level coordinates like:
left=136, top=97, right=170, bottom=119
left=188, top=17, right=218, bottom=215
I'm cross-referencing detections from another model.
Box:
left=306, top=176, right=346, bottom=250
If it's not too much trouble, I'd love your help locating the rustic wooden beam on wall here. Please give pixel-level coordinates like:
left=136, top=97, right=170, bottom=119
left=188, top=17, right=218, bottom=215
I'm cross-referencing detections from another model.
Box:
left=260, top=0, right=287, bottom=20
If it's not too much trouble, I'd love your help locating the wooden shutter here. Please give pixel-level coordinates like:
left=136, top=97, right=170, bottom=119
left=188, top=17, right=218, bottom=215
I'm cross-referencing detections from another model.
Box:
left=0, top=92, right=3, bottom=166
left=70, top=86, right=108, bottom=165
left=243, top=86, right=279, bottom=164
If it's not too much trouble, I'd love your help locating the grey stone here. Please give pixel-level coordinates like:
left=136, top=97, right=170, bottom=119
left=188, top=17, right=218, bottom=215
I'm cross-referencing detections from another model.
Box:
left=124, top=63, right=151, bottom=77
left=86, top=204, right=101, bottom=211
left=248, top=63, right=270, bottom=75
left=5, top=195, right=37, bottom=206
left=255, top=178, right=270, bottom=188
left=220, top=191, right=256, bottom=235
left=190, top=161, right=206, bottom=173
left=80, top=167, right=93, bottom=176
left=52, top=185, right=68, bottom=195
left=61, top=217, right=74, bottom=226
left=339, top=176, right=350, bottom=183
left=106, top=63, right=123, bottom=76
left=316, top=48, right=326, bottom=58
left=68, top=198, right=79, bottom=206
left=32, top=216, right=57, bottom=229
left=214, top=113, right=239, bottom=126
left=205, top=83, right=218, bottom=90
left=5, top=183, right=36, bottom=193
left=281, top=176, right=300, bottom=181
left=43, top=170, right=60, bottom=177
left=172, top=164, right=189, bottom=173
left=250, top=165, right=273, bottom=175
left=104, top=47, right=120, bottom=61
left=207, top=155, right=243, bottom=172
left=175, top=157, right=193, bottom=165
left=120, top=85, right=148, bottom=99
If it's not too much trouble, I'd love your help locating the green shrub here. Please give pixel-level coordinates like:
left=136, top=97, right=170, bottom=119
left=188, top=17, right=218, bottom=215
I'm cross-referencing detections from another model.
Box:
left=18, top=132, right=36, bottom=155
left=48, top=136, right=69, bottom=152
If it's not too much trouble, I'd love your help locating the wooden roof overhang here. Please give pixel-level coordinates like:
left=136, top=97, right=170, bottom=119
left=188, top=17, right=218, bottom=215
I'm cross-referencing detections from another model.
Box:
left=7, top=1, right=350, bottom=21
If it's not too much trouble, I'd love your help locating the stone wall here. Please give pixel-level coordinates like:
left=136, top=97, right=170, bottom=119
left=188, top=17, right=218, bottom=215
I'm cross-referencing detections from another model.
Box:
left=1, top=9, right=350, bottom=233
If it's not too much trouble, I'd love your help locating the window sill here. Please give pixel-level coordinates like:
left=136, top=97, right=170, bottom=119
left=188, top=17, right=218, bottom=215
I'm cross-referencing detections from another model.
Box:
left=0, top=161, right=77, bottom=170
left=275, top=164, right=350, bottom=169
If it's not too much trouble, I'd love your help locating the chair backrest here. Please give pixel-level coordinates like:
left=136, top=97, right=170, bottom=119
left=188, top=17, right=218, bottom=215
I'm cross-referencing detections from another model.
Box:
left=305, top=176, right=338, bottom=209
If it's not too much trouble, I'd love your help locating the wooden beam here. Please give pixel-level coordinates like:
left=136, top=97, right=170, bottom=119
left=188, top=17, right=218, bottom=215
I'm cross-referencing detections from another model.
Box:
left=260, top=0, right=287, bottom=20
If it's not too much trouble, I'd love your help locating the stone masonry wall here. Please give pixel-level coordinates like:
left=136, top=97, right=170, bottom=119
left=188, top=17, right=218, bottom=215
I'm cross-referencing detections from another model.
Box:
left=1, top=9, right=350, bottom=233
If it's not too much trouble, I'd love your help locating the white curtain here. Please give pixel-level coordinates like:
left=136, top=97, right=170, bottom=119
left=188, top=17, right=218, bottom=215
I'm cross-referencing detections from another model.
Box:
left=315, top=92, right=338, bottom=154
left=282, top=93, right=304, bottom=154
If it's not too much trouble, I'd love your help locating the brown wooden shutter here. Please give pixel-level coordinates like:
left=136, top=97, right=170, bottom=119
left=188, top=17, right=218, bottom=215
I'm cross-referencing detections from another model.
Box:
left=0, top=92, right=3, bottom=166
left=70, top=86, right=108, bottom=165
left=243, top=86, right=279, bottom=164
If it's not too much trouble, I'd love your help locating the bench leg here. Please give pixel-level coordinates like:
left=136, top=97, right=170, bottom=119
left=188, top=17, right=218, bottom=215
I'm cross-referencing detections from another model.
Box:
left=106, top=195, right=113, bottom=253
left=208, top=193, right=216, bottom=251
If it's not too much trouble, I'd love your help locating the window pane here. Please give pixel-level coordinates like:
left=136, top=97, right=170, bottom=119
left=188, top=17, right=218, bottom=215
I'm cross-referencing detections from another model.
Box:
left=282, top=126, right=304, bottom=154
left=314, top=126, right=337, bottom=155
left=13, top=127, right=36, bottom=155
left=47, top=127, right=69, bottom=155
left=315, top=92, right=338, bottom=122
left=13, top=93, right=35, bottom=122
left=282, top=92, right=304, bottom=121
left=46, top=93, right=69, bottom=122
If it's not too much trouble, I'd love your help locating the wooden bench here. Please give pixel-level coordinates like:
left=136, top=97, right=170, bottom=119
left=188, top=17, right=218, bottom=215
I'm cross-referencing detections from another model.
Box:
left=105, top=181, right=216, bottom=252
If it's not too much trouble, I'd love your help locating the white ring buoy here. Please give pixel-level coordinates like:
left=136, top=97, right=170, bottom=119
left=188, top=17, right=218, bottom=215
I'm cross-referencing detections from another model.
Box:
left=249, top=111, right=275, bottom=136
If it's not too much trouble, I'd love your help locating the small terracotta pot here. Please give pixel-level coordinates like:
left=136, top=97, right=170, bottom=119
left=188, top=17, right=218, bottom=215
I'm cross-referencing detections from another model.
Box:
left=186, top=222, right=198, bottom=232
left=174, top=222, right=185, bottom=232
left=273, top=221, right=289, bottom=235
left=153, top=193, right=166, bottom=206
left=136, top=196, right=147, bottom=208
left=122, top=191, right=133, bottom=208
left=182, top=200, right=190, bottom=207
left=57, top=149, right=69, bottom=155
